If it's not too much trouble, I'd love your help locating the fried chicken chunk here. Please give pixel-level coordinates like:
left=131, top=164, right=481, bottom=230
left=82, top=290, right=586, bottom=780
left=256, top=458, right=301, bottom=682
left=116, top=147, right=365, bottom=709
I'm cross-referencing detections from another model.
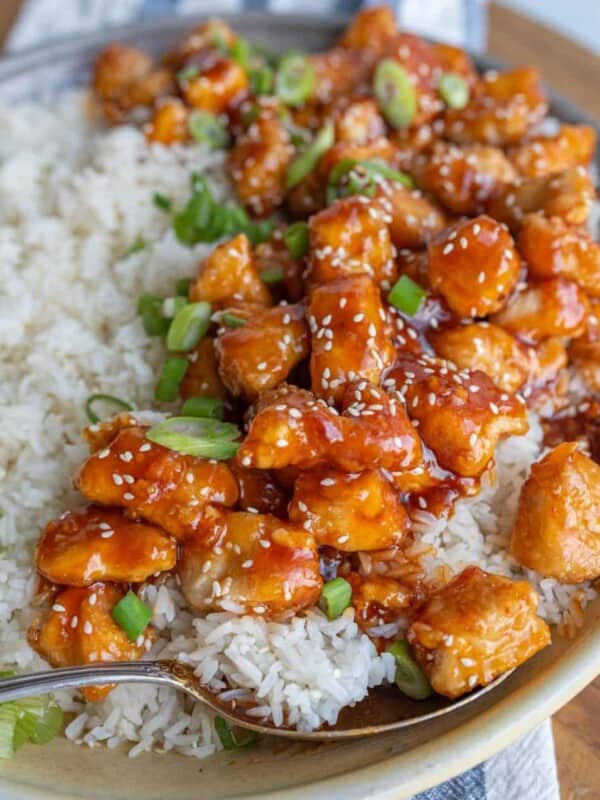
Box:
left=508, top=124, right=596, bottom=178
left=376, top=182, right=447, bottom=251
left=178, top=508, right=321, bottom=617
left=309, top=276, right=394, bottom=403
left=408, top=566, right=551, bottom=699
left=429, top=323, right=529, bottom=393
left=216, top=303, right=308, bottom=400
left=229, top=461, right=289, bottom=518
left=146, top=98, right=189, bottom=145
left=189, top=234, right=272, bottom=308
left=511, top=443, right=600, bottom=583
left=333, top=98, right=387, bottom=145
left=36, top=506, right=176, bottom=587
left=385, top=355, right=528, bottom=477
left=427, top=215, right=521, bottom=318
left=180, top=55, right=248, bottom=115
left=347, top=573, right=412, bottom=629
left=180, top=337, right=227, bottom=401
left=238, top=383, right=422, bottom=472
left=518, top=213, right=600, bottom=297
left=307, top=195, right=395, bottom=287
left=75, top=425, right=238, bottom=540
left=492, top=278, right=589, bottom=344
left=289, top=468, right=408, bottom=551
left=28, top=584, right=148, bottom=701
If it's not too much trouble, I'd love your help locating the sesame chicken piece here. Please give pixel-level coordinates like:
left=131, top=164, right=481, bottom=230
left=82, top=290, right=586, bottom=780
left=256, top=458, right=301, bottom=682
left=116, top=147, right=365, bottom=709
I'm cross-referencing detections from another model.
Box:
left=75, top=425, right=238, bottom=540
left=385, top=355, right=528, bottom=477
left=569, top=299, right=600, bottom=392
left=82, top=413, right=139, bottom=453
left=180, top=338, right=227, bottom=401
left=285, top=168, right=327, bottom=219
left=431, top=43, right=479, bottom=88
left=238, top=383, right=423, bottom=473
left=307, top=196, right=395, bottom=287
left=427, top=215, right=521, bottom=318
left=411, top=142, right=517, bottom=215
left=308, top=49, right=371, bottom=105
left=445, top=67, right=547, bottom=146
left=163, top=19, right=237, bottom=68
left=145, top=98, right=189, bottom=145
left=347, top=573, right=413, bottom=630
left=28, top=584, right=148, bottom=702
left=229, top=461, right=289, bottom=518
left=178, top=507, right=322, bottom=618
left=511, top=443, right=600, bottom=583
left=309, top=276, right=394, bottom=403
left=492, top=278, right=589, bottom=344
left=429, top=322, right=529, bottom=393
left=375, top=182, right=447, bottom=250
left=508, top=124, right=596, bottom=178
left=216, top=303, right=309, bottom=400
left=408, top=566, right=550, bottom=699
left=518, top=213, right=600, bottom=297
left=36, top=506, right=177, bottom=587
left=486, top=167, right=595, bottom=234
left=333, top=98, right=387, bottom=144
left=228, top=112, right=293, bottom=217
left=385, top=33, right=445, bottom=127
left=526, top=337, right=568, bottom=390
left=255, top=234, right=305, bottom=302
left=289, top=468, right=408, bottom=551
left=189, top=234, right=272, bottom=308
left=338, top=6, right=397, bottom=58
left=180, top=55, right=248, bottom=115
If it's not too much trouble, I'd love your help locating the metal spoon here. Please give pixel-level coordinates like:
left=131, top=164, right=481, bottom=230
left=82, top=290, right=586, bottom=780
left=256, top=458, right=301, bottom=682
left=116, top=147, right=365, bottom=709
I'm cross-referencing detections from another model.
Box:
left=0, top=660, right=512, bottom=740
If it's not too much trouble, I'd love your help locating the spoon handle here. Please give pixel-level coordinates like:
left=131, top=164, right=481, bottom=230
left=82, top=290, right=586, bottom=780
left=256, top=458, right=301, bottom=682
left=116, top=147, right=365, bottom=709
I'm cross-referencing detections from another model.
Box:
left=0, top=661, right=173, bottom=703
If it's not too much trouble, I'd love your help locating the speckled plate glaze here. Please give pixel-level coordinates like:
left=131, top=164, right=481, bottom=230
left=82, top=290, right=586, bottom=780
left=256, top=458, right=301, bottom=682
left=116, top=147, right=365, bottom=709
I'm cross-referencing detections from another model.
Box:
left=0, top=14, right=599, bottom=800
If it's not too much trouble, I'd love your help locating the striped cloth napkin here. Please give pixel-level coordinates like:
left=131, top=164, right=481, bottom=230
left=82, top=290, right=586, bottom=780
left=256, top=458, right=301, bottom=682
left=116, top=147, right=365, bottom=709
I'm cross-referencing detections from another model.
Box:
left=6, top=2, right=561, bottom=799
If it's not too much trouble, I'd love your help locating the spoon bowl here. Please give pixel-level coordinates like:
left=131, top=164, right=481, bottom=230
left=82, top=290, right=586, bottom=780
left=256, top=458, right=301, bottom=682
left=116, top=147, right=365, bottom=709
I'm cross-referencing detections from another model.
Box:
left=0, top=661, right=513, bottom=741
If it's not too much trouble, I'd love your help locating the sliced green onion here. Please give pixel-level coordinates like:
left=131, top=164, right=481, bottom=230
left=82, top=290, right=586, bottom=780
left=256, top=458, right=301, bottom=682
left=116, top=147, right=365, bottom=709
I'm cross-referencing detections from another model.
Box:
left=283, top=221, right=309, bottom=259
left=387, top=640, right=432, bottom=700
left=166, top=301, right=212, bottom=352
left=138, top=293, right=170, bottom=336
left=230, top=37, right=253, bottom=70
left=249, top=65, right=274, bottom=96
left=126, top=237, right=146, bottom=256
left=242, top=104, right=261, bottom=126
left=111, top=590, right=152, bottom=642
left=222, top=313, right=247, bottom=328
left=153, top=192, right=172, bottom=212
left=188, top=110, right=230, bottom=150
left=388, top=275, right=427, bottom=316
left=374, top=58, right=417, bottom=130
left=260, top=267, right=284, bottom=285
left=155, top=357, right=189, bottom=402
left=0, top=684, right=63, bottom=760
left=181, top=396, right=224, bottom=420
left=85, top=394, right=134, bottom=424
left=176, top=278, right=192, bottom=297
left=177, top=65, right=200, bottom=84
left=0, top=704, right=19, bottom=759
left=328, top=158, right=413, bottom=190
left=162, top=296, right=188, bottom=319
left=275, top=52, right=315, bottom=106
left=286, top=121, right=334, bottom=189
left=438, top=72, right=470, bottom=110
left=318, top=577, right=352, bottom=620
left=214, top=716, right=257, bottom=751
left=146, top=416, right=240, bottom=459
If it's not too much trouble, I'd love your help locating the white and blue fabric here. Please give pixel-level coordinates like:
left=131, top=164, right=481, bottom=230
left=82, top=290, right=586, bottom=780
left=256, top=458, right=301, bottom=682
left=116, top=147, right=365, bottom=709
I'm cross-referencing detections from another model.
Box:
left=4, top=2, right=561, bottom=798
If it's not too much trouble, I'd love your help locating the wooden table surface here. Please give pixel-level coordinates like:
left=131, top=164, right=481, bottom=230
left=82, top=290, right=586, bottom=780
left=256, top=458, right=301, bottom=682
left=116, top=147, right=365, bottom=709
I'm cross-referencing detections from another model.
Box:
left=0, top=1, right=599, bottom=798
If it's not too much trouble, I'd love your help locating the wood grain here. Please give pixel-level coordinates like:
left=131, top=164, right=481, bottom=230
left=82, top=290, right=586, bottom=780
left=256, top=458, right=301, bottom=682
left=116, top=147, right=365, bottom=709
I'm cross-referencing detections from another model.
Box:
left=0, top=2, right=599, bottom=799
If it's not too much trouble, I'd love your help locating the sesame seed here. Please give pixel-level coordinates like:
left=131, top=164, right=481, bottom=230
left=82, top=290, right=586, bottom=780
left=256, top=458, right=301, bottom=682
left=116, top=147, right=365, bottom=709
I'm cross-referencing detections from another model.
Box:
left=89, top=593, right=97, bottom=606
left=320, top=477, right=336, bottom=487
left=119, top=451, right=133, bottom=462
left=139, top=442, right=152, bottom=452
left=70, top=615, right=78, bottom=629
left=98, top=448, right=110, bottom=460
left=52, top=604, right=66, bottom=613
left=276, top=438, right=288, bottom=447
left=443, top=243, right=454, bottom=255
left=186, top=472, right=195, bottom=484
left=489, top=402, right=499, bottom=414
left=100, top=530, right=115, bottom=539
left=297, top=501, right=308, bottom=512
left=353, top=313, right=365, bottom=323
left=241, top=456, right=251, bottom=466
left=112, top=473, right=123, bottom=486
left=257, top=362, right=267, bottom=371
left=123, top=492, right=134, bottom=501
left=123, top=474, right=135, bottom=484
left=259, top=539, right=271, bottom=548
left=242, top=560, right=253, bottom=569
left=337, top=535, right=350, bottom=544
left=83, top=621, right=93, bottom=635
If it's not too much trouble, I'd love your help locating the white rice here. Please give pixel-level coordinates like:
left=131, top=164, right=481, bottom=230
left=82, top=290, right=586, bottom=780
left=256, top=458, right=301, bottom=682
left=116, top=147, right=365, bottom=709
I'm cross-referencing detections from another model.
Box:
left=0, top=92, right=595, bottom=758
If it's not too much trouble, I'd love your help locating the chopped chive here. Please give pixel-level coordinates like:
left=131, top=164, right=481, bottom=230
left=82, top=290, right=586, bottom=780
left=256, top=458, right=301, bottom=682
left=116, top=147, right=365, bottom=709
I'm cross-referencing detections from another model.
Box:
left=387, top=640, right=432, bottom=700
left=286, top=121, right=334, bottom=189
left=275, top=52, right=315, bottom=106
left=222, top=313, right=247, bottom=328
left=146, top=416, right=240, bottom=459
left=176, top=278, right=192, bottom=297
left=126, top=237, right=146, bottom=256
left=250, top=65, right=274, bottom=96
left=283, top=221, right=309, bottom=259
left=166, top=301, right=212, bottom=352
left=318, top=577, right=352, bottom=620
left=388, top=275, right=427, bottom=316
left=438, top=72, right=470, bottom=110
left=111, top=591, right=152, bottom=642
left=0, top=704, right=19, bottom=759
left=155, top=357, right=189, bottom=403
left=85, top=394, right=134, bottom=424
left=374, top=58, right=417, bottom=130
left=230, top=37, right=253, bottom=70
left=328, top=158, right=413, bottom=189
left=162, top=296, right=188, bottom=319
left=188, top=110, right=230, bottom=150
left=153, top=193, right=172, bottom=212
left=214, top=716, right=257, bottom=751
left=181, top=396, right=224, bottom=420
left=176, top=65, right=199, bottom=84
left=0, top=683, right=63, bottom=760
left=261, top=267, right=284, bottom=285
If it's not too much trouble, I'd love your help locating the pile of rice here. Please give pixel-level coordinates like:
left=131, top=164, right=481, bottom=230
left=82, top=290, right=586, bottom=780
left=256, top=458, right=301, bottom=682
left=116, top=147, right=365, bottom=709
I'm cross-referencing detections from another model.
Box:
left=0, top=92, right=595, bottom=759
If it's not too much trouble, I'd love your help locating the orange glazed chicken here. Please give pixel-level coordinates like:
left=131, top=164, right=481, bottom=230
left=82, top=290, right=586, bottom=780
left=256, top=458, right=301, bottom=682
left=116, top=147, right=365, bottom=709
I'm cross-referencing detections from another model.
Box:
left=18, top=6, right=600, bottom=755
